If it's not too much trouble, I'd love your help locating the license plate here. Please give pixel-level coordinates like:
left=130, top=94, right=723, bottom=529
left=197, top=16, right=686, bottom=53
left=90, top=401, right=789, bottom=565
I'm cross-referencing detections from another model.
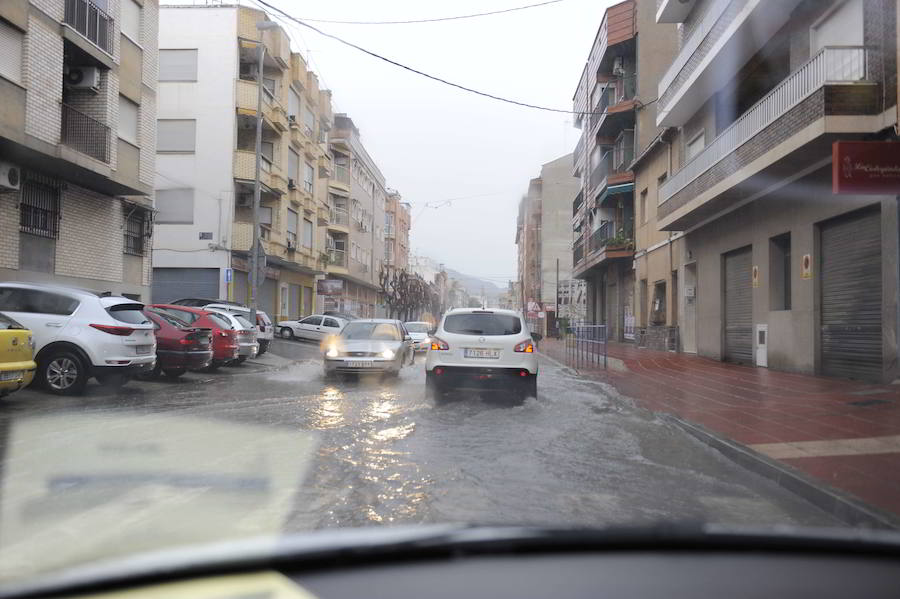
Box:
left=135, top=345, right=152, bottom=355
left=464, top=348, right=500, bottom=359
left=346, top=361, right=374, bottom=368
left=0, top=370, right=23, bottom=381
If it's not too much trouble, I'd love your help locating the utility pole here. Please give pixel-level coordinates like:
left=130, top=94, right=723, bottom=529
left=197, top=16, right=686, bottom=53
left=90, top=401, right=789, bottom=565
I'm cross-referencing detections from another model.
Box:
left=556, top=257, right=560, bottom=337
left=249, top=20, right=278, bottom=327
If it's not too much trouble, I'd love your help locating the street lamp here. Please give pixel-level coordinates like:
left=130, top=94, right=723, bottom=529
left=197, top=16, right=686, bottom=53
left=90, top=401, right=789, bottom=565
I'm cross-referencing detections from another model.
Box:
left=249, top=20, right=278, bottom=328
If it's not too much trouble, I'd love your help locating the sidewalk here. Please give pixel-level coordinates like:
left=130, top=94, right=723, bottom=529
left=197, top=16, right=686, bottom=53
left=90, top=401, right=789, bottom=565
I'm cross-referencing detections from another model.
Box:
left=540, top=337, right=900, bottom=525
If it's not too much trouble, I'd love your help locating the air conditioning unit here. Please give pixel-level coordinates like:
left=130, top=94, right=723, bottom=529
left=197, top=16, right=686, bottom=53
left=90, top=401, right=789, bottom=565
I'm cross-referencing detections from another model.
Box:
left=65, top=66, right=100, bottom=90
left=236, top=193, right=253, bottom=208
left=288, top=178, right=297, bottom=190
left=612, top=57, right=625, bottom=77
left=0, top=161, right=21, bottom=190
left=239, top=63, right=258, bottom=80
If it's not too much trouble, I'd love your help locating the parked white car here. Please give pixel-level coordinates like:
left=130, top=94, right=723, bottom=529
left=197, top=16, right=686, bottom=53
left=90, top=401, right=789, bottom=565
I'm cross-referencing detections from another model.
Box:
left=203, top=303, right=274, bottom=355
left=404, top=321, right=433, bottom=352
left=278, top=314, right=346, bottom=342
left=205, top=309, right=259, bottom=363
left=425, top=308, right=538, bottom=400
left=0, top=282, right=156, bottom=395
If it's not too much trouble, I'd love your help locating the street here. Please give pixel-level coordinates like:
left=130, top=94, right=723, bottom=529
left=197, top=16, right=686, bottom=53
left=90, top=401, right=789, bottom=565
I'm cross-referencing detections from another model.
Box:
left=0, top=344, right=841, bottom=531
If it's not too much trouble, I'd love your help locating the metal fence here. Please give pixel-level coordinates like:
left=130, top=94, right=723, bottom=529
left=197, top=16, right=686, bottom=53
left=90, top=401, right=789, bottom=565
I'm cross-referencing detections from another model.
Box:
left=564, top=324, right=608, bottom=370
left=64, top=0, right=114, bottom=54
left=61, top=103, right=111, bottom=163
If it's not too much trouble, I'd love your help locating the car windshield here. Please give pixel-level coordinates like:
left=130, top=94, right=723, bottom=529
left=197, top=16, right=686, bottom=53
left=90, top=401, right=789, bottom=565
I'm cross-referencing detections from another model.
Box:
left=444, top=313, right=522, bottom=336
left=2, top=0, right=898, bottom=591
left=341, top=322, right=401, bottom=341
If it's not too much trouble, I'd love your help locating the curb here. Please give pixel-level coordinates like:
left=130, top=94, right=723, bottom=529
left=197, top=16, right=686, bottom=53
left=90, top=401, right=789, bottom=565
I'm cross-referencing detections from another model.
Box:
left=664, top=414, right=900, bottom=530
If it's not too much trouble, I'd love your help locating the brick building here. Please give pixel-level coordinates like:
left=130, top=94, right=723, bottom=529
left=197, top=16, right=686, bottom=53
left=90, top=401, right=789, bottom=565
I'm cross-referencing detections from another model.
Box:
left=0, top=0, right=158, bottom=299
left=654, top=0, right=898, bottom=381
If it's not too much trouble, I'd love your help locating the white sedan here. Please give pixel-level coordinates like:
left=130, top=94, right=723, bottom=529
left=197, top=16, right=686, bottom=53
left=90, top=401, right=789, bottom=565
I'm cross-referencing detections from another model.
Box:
left=278, top=314, right=346, bottom=342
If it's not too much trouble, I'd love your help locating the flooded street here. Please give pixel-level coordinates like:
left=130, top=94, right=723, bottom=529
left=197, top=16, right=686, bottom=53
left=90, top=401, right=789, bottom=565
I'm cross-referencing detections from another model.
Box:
left=1, top=344, right=840, bottom=537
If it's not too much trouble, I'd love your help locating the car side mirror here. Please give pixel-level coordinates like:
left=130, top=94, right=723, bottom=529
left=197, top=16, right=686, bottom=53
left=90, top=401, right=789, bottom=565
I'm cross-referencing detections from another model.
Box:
left=404, top=335, right=412, bottom=341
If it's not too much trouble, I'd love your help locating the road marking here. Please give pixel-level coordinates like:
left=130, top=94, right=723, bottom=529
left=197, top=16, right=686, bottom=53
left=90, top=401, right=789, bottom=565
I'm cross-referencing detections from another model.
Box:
left=750, top=435, right=900, bottom=459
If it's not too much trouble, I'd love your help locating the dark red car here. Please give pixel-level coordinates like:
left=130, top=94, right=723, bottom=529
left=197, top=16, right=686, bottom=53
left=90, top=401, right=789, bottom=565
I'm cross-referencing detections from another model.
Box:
left=142, top=310, right=213, bottom=378
left=147, top=305, right=240, bottom=371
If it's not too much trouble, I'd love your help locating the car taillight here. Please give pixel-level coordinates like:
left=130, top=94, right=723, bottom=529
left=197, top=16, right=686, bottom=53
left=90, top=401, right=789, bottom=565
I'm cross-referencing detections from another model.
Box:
left=90, top=324, right=135, bottom=336
left=514, top=340, right=534, bottom=353
left=430, top=337, right=449, bottom=351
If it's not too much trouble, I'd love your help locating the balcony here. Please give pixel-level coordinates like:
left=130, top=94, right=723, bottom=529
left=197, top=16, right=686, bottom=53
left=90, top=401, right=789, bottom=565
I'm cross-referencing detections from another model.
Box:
left=328, top=206, right=350, bottom=231
left=573, top=239, right=584, bottom=266
left=656, top=0, right=696, bottom=23
left=233, top=150, right=287, bottom=192
left=317, top=206, right=329, bottom=226
left=64, top=0, right=113, bottom=55
left=572, top=189, right=584, bottom=218
left=327, top=248, right=348, bottom=269
left=574, top=220, right=635, bottom=277
left=573, top=135, right=585, bottom=167
left=656, top=0, right=803, bottom=127
left=60, top=103, right=110, bottom=163
left=658, top=46, right=872, bottom=229
left=235, top=79, right=288, bottom=131
left=384, top=224, right=395, bottom=238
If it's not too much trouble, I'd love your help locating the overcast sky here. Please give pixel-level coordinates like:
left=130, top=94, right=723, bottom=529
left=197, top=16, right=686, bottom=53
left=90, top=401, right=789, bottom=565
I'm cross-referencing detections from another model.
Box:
left=182, top=0, right=611, bottom=284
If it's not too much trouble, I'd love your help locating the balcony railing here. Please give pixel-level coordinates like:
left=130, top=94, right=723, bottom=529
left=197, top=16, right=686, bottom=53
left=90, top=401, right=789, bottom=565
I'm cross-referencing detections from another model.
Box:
left=659, top=46, right=868, bottom=205
left=588, top=220, right=634, bottom=254
left=327, top=248, right=347, bottom=268
left=330, top=207, right=350, bottom=226
left=573, top=135, right=585, bottom=166
left=572, top=190, right=584, bottom=217
left=589, top=151, right=614, bottom=190
left=64, top=0, right=114, bottom=55
left=384, top=224, right=395, bottom=237
left=573, top=239, right=584, bottom=265
left=658, top=0, right=732, bottom=100
left=60, top=103, right=110, bottom=163
left=333, top=164, right=351, bottom=185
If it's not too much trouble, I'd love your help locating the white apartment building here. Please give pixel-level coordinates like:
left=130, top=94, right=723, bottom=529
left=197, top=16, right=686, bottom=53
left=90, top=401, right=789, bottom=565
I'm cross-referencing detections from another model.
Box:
left=0, top=0, right=158, bottom=299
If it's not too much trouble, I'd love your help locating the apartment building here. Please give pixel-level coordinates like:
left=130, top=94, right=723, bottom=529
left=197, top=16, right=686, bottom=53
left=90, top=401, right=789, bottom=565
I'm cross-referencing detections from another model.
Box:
left=516, top=154, right=580, bottom=335
left=383, top=189, right=411, bottom=271
left=0, top=0, right=158, bottom=299
left=654, top=0, right=898, bottom=382
left=571, top=0, right=678, bottom=342
left=151, top=4, right=333, bottom=322
left=319, top=114, right=386, bottom=317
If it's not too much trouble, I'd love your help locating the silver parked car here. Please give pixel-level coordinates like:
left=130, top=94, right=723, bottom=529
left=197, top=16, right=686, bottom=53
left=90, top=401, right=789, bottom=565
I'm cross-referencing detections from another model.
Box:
left=323, top=319, right=414, bottom=377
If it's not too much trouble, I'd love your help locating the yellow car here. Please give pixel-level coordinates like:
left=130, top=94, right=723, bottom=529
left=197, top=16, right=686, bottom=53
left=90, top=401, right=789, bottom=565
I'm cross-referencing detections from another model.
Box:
left=0, top=312, right=37, bottom=397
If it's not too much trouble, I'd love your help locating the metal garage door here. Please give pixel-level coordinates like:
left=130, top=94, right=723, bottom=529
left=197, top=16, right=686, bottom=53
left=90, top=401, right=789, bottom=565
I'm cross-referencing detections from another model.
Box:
left=152, top=268, right=219, bottom=304
left=290, top=284, right=301, bottom=319
left=820, top=207, right=882, bottom=381
left=723, top=246, right=752, bottom=364
left=261, top=278, right=276, bottom=316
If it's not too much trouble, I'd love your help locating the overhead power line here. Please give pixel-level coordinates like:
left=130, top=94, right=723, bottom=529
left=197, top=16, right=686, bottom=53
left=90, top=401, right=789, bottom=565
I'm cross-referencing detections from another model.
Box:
left=279, top=0, right=565, bottom=25
left=254, top=0, right=638, bottom=115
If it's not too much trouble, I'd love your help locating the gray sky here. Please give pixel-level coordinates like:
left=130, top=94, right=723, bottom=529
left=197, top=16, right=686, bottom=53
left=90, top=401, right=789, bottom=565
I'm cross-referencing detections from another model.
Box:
left=238, top=0, right=610, bottom=284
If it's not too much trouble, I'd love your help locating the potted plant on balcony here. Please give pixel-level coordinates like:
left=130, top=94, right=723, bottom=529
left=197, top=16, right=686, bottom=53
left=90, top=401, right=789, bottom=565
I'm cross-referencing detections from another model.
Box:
left=605, top=227, right=635, bottom=251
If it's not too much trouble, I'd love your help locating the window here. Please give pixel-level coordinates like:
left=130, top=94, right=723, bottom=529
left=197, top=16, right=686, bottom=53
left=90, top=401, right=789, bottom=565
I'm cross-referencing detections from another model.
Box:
left=444, top=313, right=522, bottom=336
left=19, top=173, right=61, bottom=238
left=107, top=304, right=150, bottom=324
left=323, top=318, right=340, bottom=328
left=287, top=208, right=298, bottom=246
left=686, top=131, right=705, bottom=161
left=121, top=0, right=141, bottom=43
left=0, top=19, right=23, bottom=84
left=262, top=76, right=276, bottom=98
left=261, top=141, right=274, bottom=165
left=302, top=106, right=315, bottom=136
left=259, top=205, right=273, bottom=226
left=811, top=0, right=863, bottom=53
left=300, top=316, right=322, bottom=326
left=118, top=96, right=139, bottom=145
left=302, top=219, right=313, bottom=248
left=770, top=233, right=791, bottom=311
left=123, top=209, right=149, bottom=256
left=155, top=188, right=194, bottom=224
left=288, top=87, right=300, bottom=120
left=640, top=188, right=648, bottom=224
left=651, top=281, right=666, bottom=325
left=159, top=49, right=198, bottom=81
left=0, top=288, right=79, bottom=315
left=157, top=119, right=196, bottom=152
left=288, top=148, right=300, bottom=183
left=304, top=162, right=315, bottom=193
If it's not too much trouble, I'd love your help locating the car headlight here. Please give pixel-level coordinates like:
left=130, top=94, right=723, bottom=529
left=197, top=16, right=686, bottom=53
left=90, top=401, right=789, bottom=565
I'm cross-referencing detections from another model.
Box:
left=326, top=347, right=339, bottom=358
left=382, top=349, right=395, bottom=360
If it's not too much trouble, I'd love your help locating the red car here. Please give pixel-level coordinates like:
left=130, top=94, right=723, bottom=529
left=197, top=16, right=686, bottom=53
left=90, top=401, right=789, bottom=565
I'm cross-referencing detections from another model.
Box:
left=142, top=310, right=213, bottom=378
left=147, top=305, right=240, bottom=371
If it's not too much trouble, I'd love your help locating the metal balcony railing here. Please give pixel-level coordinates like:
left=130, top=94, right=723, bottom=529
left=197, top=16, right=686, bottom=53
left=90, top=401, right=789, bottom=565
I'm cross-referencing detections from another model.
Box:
left=330, top=207, right=350, bottom=226
left=60, top=103, right=110, bottom=163
left=384, top=224, right=395, bottom=237
left=64, top=0, right=114, bottom=54
left=589, top=151, right=613, bottom=190
left=659, top=46, right=868, bottom=205
left=573, top=239, right=584, bottom=265
left=572, top=190, right=584, bottom=217
left=573, top=135, right=585, bottom=166
left=327, top=248, right=347, bottom=267
left=333, top=164, right=351, bottom=185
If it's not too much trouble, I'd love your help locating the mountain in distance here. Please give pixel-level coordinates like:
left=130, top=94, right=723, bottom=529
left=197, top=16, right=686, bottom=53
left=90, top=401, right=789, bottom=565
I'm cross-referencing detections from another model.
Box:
left=443, top=267, right=504, bottom=299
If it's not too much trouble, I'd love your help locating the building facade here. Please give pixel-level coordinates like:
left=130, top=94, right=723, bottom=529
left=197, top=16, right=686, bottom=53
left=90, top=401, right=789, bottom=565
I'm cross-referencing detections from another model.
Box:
left=0, top=0, right=158, bottom=299
left=151, top=4, right=333, bottom=322
left=654, top=0, right=898, bottom=382
left=383, top=189, right=410, bottom=271
left=319, top=114, right=386, bottom=318
left=516, top=154, right=581, bottom=334
left=571, top=0, right=678, bottom=341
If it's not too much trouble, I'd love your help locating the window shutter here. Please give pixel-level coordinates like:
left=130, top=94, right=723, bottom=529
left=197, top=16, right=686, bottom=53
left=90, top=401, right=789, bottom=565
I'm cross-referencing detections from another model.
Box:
left=0, top=20, right=23, bottom=84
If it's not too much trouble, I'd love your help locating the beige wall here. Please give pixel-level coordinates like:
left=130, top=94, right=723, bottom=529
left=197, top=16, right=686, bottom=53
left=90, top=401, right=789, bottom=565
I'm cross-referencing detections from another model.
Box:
left=635, top=0, right=678, bottom=152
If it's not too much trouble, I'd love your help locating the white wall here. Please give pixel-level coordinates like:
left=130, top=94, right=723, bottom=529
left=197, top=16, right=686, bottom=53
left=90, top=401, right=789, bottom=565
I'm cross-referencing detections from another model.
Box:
left=153, top=7, right=238, bottom=289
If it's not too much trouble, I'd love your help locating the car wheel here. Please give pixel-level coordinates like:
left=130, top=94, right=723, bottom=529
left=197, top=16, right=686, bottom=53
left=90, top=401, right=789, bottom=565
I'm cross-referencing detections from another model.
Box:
left=163, top=368, right=186, bottom=379
left=425, top=371, right=445, bottom=400
left=137, top=361, right=161, bottom=380
left=281, top=327, right=294, bottom=340
left=96, top=373, right=130, bottom=389
left=524, top=375, right=538, bottom=400
left=258, top=340, right=269, bottom=355
left=39, top=350, right=89, bottom=396
left=201, top=362, right=220, bottom=372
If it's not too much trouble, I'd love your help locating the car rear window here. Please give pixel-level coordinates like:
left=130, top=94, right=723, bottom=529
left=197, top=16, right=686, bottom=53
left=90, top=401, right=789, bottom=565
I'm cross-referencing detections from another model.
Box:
left=234, top=315, right=253, bottom=329
left=206, top=313, right=233, bottom=329
left=150, top=310, right=189, bottom=328
left=107, top=304, right=150, bottom=324
left=405, top=323, right=429, bottom=333
left=443, top=313, right=522, bottom=336
left=341, top=322, right=400, bottom=341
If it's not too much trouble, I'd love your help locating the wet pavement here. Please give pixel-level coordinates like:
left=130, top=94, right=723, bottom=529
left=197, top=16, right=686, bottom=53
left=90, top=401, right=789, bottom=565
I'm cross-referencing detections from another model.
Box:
left=0, top=344, right=843, bottom=532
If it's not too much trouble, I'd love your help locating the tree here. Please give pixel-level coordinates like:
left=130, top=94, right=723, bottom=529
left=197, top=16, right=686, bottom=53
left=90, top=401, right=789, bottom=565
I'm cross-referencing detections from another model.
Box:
left=379, top=267, right=435, bottom=321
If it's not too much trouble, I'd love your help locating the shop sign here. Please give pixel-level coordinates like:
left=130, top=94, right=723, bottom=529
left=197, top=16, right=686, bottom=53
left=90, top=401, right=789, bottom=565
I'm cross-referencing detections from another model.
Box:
left=752, top=265, right=759, bottom=288
left=832, top=141, right=900, bottom=194
left=317, top=279, right=344, bottom=296
left=801, top=254, right=813, bottom=280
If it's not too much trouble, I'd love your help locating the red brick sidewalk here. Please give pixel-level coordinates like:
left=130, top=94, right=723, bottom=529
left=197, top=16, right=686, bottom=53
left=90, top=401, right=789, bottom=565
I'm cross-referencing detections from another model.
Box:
left=540, top=337, right=900, bottom=522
